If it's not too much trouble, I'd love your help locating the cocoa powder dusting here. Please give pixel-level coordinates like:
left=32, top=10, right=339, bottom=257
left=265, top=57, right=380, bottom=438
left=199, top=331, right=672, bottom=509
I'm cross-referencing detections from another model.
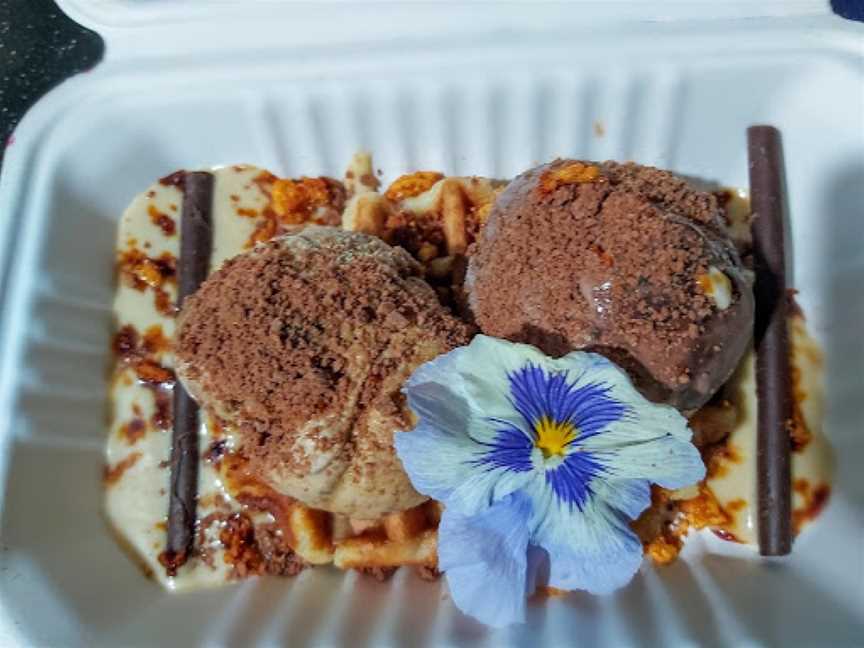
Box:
left=176, top=227, right=470, bottom=486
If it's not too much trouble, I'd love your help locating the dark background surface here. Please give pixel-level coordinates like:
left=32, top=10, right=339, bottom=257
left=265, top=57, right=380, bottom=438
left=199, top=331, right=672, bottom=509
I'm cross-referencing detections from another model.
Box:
left=0, top=0, right=103, bottom=170
left=0, top=1, right=860, bottom=174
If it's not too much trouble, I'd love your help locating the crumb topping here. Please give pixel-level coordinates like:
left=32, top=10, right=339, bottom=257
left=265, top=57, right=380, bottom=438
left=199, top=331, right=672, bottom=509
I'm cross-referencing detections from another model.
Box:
left=117, top=248, right=178, bottom=317
left=148, top=204, right=176, bottom=236
left=219, top=513, right=265, bottom=579
left=245, top=172, right=346, bottom=249
left=385, top=171, right=444, bottom=202
left=538, top=161, right=601, bottom=193
left=272, top=177, right=346, bottom=225
left=111, top=325, right=175, bottom=431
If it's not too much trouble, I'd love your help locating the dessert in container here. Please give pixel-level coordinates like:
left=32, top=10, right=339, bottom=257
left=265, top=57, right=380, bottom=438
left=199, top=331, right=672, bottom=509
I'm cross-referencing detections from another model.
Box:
left=0, top=2, right=862, bottom=646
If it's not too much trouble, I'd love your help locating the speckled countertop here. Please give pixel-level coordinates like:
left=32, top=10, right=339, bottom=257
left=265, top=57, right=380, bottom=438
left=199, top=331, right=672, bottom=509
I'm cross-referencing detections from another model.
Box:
left=0, top=0, right=103, bottom=170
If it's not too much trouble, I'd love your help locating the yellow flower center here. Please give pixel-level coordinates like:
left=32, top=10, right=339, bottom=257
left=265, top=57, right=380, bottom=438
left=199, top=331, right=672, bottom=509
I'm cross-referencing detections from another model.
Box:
left=534, top=416, right=578, bottom=459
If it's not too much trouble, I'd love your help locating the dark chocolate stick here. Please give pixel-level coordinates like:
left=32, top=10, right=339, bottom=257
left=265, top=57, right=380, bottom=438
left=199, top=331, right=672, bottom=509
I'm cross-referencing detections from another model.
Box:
left=747, top=126, right=792, bottom=556
left=165, top=172, right=214, bottom=574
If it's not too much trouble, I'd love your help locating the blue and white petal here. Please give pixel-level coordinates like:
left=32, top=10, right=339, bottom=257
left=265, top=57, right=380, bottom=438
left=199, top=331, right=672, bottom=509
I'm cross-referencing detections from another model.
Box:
left=551, top=351, right=706, bottom=488
left=592, top=431, right=706, bottom=489
left=526, top=478, right=646, bottom=593
left=402, top=346, right=477, bottom=439
left=592, top=478, right=653, bottom=520
left=506, top=360, right=628, bottom=441
left=395, top=419, right=536, bottom=518
left=397, top=345, right=535, bottom=516
left=526, top=475, right=641, bottom=556
left=544, top=533, right=644, bottom=594
left=438, top=493, right=535, bottom=627
left=456, top=336, right=551, bottom=432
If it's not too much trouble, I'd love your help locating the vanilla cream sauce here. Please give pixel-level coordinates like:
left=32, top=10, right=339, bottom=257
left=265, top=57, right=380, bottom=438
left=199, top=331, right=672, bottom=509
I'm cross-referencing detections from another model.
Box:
left=106, top=166, right=270, bottom=589
left=105, top=166, right=832, bottom=591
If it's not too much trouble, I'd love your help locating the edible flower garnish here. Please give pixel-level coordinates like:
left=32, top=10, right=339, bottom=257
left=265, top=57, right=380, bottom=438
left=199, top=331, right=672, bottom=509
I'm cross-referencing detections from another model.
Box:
left=395, top=335, right=705, bottom=627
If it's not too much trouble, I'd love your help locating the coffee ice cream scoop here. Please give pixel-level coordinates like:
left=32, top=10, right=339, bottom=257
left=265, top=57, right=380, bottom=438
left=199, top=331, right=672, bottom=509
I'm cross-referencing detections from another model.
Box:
left=466, top=159, right=754, bottom=412
left=176, top=226, right=471, bottom=517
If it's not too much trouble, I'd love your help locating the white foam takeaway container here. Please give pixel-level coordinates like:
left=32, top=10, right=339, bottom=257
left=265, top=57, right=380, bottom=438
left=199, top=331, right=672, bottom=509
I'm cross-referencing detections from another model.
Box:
left=0, top=2, right=862, bottom=646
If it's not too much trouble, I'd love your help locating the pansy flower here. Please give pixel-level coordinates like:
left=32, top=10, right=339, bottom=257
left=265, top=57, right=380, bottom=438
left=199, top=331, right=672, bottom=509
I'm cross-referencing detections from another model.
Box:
left=395, top=335, right=705, bottom=627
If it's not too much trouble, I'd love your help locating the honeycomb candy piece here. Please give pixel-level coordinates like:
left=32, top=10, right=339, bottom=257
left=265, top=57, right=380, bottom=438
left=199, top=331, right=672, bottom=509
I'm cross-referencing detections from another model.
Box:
left=537, top=161, right=601, bottom=193
left=271, top=176, right=345, bottom=225
left=385, top=171, right=444, bottom=202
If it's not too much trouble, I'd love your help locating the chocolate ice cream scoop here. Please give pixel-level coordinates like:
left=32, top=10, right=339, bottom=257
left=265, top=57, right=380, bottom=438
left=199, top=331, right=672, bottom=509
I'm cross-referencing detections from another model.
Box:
left=176, top=226, right=471, bottom=517
left=466, top=159, right=754, bottom=412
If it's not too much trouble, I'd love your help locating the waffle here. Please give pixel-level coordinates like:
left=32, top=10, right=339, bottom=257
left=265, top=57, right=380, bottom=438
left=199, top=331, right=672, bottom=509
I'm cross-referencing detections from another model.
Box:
left=214, top=447, right=441, bottom=573
left=340, top=153, right=504, bottom=307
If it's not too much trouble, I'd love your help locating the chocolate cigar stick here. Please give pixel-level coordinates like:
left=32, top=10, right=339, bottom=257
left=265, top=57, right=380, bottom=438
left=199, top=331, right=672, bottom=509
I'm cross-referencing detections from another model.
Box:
left=164, top=171, right=214, bottom=575
left=747, top=126, right=792, bottom=556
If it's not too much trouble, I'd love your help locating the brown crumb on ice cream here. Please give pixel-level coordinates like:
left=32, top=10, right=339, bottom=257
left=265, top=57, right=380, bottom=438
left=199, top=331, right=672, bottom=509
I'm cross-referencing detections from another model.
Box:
left=255, top=524, right=307, bottom=576
left=537, top=161, right=601, bottom=193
